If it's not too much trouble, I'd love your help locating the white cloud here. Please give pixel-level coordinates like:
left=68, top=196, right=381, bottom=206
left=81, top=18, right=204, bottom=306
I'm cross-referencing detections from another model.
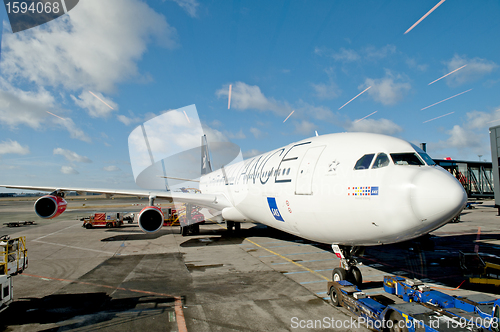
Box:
left=406, top=58, right=428, bottom=72
left=295, top=101, right=337, bottom=122
left=466, top=109, right=500, bottom=130
left=249, top=127, right=263, bottom=139
left=210, top=119, right=223, bottom=128
left=0, top=140, right=30, bottom=155
left=103, top=165, right=121, bottom=172
left=171, top=0, right=199, bottom=17
left=0, top=79, right=91, bottom=142
left=311, top=81, right=340, bottom=99
left=330, top=48, right=360, bottom=62
left=1, top=0, right=177, bottom=93
left=117, top=115, right=135, bottom=126
left=293, top=120, right=316, bottom=135
left=344, top=118, right=402, bottom=135
left=443, top=125, right=482, bottom=149
left=243, top=149, right=263, bottom=159
left=364, top=45, right=396, bottom=60
left=56, top=117, right=92, bottom=143
left=444, top=54, right=498, bottom=87
left=53, top=148, right=92, bottom=163
left=117, top=111, right=158, bottom=126
left=225, top=129, right=246, bottom=139
left=433, top=107, right=500, bottom=157
left=315, top=45, right=396, bottom=62
left=216, top=82, right=339, bottom=125
left=61, top=166, right=79, bottom=175
left=216, top=82, right=291, bottom=116
left=0, top=80, right=54, bottom=129
left=71, top=91, right=118, bottom=118
left=201, top=122, right=229, bottom=144
left=362, top=71, right=411, bottom=105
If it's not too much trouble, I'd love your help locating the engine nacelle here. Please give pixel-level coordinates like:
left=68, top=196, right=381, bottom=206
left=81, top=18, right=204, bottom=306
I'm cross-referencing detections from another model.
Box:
left=138, top=206, right=164, bottom=233
left=34, top=195, right=67, bottom=219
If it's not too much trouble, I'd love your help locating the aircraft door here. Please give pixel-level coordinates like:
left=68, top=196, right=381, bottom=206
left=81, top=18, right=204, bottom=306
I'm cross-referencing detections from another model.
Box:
left=295, top=146, right=325, bottom=195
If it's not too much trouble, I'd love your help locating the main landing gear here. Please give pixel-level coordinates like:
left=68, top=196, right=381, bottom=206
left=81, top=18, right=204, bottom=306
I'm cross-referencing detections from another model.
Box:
left=180, top=223, right=200, bottom=236
left=331, top=245, right=364, bottom=286
left=225, top=221, right=241, bottom=233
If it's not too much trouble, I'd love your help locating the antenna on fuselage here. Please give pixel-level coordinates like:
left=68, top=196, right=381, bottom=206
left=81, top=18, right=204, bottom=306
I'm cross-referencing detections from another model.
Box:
left=201, top=134, right=213, bottom=175
left=315, top=131, right=319, bottom=137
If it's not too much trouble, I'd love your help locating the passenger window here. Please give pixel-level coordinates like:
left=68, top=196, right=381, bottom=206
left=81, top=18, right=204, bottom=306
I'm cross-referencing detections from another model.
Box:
left=372, top=153, right=390, bottom=169
left=354, top=154, right=375, bottom=170
left=286, top=168, right=290, bottom=175
left=390, top=153, right=424, bottom=166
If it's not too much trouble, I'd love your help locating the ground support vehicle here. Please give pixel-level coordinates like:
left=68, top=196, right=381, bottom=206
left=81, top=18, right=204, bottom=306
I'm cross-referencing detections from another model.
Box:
left=328, top=275, right=500, bottom=331
left=163, top=207, right=181, bottom=226
left=3, top=221, right=36, bottom=227
left=82, top=212, right=123, bottom=229
left=0, top=236, right=28, bottom=313
left=460, top=251, right=500, bottom=286
left=176, top=205, right=205, bottom=236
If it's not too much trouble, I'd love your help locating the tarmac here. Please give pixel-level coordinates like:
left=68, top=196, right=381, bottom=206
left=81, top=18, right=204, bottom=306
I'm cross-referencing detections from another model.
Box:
left=1, top=197, right=500, bottom=331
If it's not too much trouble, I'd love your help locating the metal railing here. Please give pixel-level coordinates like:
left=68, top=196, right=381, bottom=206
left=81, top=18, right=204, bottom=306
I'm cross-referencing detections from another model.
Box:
left=0, top=236, right=27, bottom=275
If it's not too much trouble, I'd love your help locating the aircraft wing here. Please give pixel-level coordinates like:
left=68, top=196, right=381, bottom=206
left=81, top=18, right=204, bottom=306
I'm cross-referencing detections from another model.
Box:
left=0, top=185, right=233, bottom=211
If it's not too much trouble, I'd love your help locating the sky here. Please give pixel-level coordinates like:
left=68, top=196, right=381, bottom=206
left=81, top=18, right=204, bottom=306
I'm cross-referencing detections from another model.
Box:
left=0, top=0, right=499, bottom=191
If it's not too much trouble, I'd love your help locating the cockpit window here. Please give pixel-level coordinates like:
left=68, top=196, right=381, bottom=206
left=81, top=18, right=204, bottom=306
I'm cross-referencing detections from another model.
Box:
left=372, top=153, right=390, bottom=169
left=390, top=153, right=424, bottom=166
left=354, top=154, right=375, bottom=170
left=418, top=152, right=436, bottom=166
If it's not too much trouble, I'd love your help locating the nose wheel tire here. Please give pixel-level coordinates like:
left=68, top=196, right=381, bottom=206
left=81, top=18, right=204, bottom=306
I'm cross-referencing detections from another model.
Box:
left=332, top=267, right=347, bottom=282
left=348, top=266, right=362, bottom=286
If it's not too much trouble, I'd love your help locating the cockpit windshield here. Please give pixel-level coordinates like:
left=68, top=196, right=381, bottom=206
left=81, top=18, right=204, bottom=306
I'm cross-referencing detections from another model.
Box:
left=417, top=152, right=436, bottom=165
left=354, top=154, right=374, bottom=170
left=372, top=153, right=390, bottom=169
left=390, top=153, right=424, bottom=166
left=410, top=143, right=436, bottom=166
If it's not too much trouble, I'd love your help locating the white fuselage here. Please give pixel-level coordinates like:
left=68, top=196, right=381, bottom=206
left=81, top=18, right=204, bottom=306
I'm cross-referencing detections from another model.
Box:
left=199, top=133, right=467, bottom=246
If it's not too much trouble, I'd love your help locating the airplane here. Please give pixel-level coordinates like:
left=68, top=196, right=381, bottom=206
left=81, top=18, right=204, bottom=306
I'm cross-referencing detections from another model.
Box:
left=1, top=131, right=467, bottom=285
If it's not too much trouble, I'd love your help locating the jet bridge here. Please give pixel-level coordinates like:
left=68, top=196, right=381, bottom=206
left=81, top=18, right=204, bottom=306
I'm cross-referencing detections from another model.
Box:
left=433, top=159, right=493, bottom=199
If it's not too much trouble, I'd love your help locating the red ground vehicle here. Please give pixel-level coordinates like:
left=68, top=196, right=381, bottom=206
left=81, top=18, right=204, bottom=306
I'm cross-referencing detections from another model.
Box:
left=82, top=212, right=123, bottom=229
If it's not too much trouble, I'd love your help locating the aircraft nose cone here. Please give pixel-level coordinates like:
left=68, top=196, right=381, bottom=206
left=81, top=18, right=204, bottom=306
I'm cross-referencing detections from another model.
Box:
left=411, top=168, right=467, bottom=225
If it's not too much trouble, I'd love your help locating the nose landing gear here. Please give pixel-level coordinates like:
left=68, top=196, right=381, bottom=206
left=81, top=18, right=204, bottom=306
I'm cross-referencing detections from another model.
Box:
left=331, top=244, right=364, bottom=286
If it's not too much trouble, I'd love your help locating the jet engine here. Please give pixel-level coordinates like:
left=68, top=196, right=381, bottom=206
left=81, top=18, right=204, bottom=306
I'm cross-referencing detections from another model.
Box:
left=138, top=206, right=164, bottom=233
left=34, top=195, right=67, bottom=219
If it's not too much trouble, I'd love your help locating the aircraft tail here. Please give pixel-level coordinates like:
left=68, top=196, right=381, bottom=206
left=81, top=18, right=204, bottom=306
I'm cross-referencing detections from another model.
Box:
left=201, top=135, right=213, bottom=175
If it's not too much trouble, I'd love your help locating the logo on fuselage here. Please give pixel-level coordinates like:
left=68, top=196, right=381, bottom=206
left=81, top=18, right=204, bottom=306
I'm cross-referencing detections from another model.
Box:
left=267, top=197, right=284, bottom=222
left=347, top=186, right=379, bottom=196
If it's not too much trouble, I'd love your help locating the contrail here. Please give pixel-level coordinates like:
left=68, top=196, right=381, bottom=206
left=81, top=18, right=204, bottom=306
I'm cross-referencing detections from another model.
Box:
left=423, top=111, right=454, bottom=123
left=421, top=89, right=472, bottom=110
left=428, top=65, right=467, bottom=85
left=283, top=110, right=294, bottom=123
left=46, top=111, right=66, bottom=121
left=354, top=111, right=377, bottom=123
left=228, top=84, right=232, bottom=109
left=89, top=91, right=114, bottom=110
left=405, top=0, right=446, bottom=34
left=183, top=110, right=190, bottom=123
left=338, top=86, right=371, bottom=110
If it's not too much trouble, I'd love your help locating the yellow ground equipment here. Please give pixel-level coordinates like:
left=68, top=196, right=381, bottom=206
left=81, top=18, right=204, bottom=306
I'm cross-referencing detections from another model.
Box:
left=1, top=236, right=28, bottom=313
left=0, top=236, right=27, bottom=276
left=459, top=251, right=500, bottom=286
